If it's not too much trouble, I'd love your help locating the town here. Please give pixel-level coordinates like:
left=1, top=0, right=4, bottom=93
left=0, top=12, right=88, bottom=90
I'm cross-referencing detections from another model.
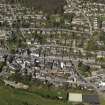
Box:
left=0, top=0, right=105, bottom=105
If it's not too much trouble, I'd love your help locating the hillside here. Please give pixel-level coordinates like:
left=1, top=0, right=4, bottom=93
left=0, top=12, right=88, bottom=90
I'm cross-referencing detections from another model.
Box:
left=83, top=0, right=105, bottom=3
left=4, top=0, right=67, bottom=14
left=0, top=85, right=70, bottom=105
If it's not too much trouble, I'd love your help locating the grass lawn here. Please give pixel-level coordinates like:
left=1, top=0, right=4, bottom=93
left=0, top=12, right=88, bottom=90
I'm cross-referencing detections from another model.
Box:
left=0, top=79, right=96, bottom=105
left=100, top=96, right=105, bottom=105
left=0, top=85, right=72, bottom=105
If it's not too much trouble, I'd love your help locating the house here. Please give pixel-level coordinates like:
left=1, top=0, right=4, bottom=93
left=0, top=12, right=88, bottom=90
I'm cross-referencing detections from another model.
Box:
left=102, top=21, right=105, bottom=31
left=96, top=51, right=105, bottom=58
left=0, top=48, right=8, bottom=56
left=93, top=17, right=98, bottom=30
left=4, top=80, right=29, bottom=89
left=99, top=81, right=105, bottom=87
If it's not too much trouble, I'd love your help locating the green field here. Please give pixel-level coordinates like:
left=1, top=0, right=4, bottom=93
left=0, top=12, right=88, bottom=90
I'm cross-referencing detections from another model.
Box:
left=0, top=85, right=71, bottom=105
left=0, top=79, right=99, bottom=105
left=100, top=96, right=105, bottom=105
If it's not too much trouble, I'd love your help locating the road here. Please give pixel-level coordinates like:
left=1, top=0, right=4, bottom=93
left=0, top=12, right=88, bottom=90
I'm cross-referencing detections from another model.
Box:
left=7, top=27, right=91, bottom=35
left=72, top=60, right=105, bottom=100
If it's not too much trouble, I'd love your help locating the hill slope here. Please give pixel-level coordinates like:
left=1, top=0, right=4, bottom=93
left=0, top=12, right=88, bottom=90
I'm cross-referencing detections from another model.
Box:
left=4, top=0, right=67, bottom=14
left=0, top=85, right=70, bottom=105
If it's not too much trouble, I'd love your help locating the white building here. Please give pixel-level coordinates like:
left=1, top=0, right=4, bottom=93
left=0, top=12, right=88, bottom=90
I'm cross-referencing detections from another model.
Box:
left=99, top=81, right=105, bottom=87
left=68, top=93, right=82, bottom=102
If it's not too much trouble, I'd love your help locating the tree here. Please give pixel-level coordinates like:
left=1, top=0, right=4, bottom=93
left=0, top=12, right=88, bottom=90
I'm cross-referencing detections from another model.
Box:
left=0, top=62, right=6, bottom=72
left=27, top=48, right=31, bottom=56
left=78, top=61, right=91, bottom=77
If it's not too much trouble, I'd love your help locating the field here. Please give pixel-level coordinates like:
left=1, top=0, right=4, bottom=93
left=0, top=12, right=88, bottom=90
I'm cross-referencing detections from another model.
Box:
left=0, top=80, right=99, bottom=105
left=100, top=96, right=105, bottom=105
left=0, top=85, right=71, bottom=105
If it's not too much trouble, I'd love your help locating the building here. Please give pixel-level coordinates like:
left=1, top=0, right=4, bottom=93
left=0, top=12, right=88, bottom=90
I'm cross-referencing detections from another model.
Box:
left=68, top=93, right=82, bottom=102
left=96, top=51, right=105, bottom=58
left=83, top=95, right=100, bottom=105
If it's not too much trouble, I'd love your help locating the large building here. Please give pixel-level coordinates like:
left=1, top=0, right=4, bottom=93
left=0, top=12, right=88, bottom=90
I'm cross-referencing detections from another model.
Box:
left=68, top=93, right=82, bottom=102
